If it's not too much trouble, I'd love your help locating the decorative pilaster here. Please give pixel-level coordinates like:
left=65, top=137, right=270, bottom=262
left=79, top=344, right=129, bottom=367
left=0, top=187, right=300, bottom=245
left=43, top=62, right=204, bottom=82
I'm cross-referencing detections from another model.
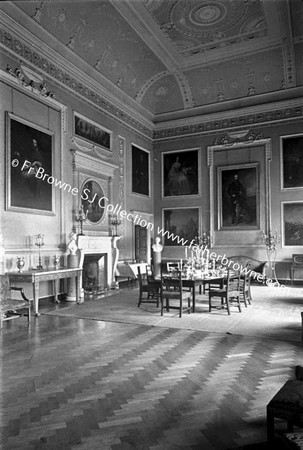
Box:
left=111, top=236, right=121, bottom=289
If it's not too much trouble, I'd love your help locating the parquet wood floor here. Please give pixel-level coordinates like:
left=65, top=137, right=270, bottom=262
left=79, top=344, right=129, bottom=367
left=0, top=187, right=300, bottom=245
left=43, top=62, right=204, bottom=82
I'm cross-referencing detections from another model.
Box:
left=1, top=286, right=302, bottom=449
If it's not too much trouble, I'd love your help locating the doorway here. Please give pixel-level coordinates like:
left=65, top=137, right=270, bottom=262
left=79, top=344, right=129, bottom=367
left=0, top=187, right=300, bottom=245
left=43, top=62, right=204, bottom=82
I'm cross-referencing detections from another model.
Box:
left=135, top=225, right=147, bottom=262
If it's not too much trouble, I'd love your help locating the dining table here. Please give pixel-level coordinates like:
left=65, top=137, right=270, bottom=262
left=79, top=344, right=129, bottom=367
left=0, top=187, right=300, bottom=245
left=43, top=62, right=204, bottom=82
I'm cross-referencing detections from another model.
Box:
left=182, top=275, right=225, bottom=312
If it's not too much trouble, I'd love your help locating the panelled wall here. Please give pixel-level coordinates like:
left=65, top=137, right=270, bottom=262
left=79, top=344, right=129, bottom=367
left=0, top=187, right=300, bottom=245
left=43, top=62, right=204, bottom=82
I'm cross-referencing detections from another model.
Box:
left=1, top=10, right=303, bottom=285
left=0, top=50, right=154, bottom=294
left=153, top=116, right=303, bottom=281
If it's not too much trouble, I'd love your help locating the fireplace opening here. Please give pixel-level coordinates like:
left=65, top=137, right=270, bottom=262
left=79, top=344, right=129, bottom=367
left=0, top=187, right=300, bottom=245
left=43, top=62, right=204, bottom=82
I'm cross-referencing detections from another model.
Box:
left=82, top=253, right=107, bottom=295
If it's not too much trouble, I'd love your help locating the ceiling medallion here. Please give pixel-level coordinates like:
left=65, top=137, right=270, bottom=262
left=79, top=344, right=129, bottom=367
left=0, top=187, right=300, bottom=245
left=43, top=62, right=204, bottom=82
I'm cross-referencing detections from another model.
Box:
left=189, top=3, right=226, bottom=26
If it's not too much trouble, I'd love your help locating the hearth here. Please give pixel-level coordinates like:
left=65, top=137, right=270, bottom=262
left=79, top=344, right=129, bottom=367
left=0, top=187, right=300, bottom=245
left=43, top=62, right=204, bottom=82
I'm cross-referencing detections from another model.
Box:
left=82, top=253, right=106, bottom=295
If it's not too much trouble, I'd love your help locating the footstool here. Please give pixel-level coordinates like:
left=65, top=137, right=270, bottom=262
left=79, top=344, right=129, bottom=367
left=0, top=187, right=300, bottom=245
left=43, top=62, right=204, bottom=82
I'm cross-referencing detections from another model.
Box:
left=267, top=380, right=303, bottom=441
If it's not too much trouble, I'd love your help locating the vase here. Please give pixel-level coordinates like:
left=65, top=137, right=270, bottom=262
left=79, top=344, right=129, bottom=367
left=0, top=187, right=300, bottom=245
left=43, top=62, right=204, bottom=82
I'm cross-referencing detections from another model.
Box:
left=16, top=256, right=25, bottom=273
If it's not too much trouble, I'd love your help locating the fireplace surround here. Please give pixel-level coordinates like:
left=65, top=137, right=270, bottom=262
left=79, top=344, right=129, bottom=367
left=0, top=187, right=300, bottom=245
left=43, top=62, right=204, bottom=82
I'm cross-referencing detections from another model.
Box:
left=77, top=235, right=120, bottom=298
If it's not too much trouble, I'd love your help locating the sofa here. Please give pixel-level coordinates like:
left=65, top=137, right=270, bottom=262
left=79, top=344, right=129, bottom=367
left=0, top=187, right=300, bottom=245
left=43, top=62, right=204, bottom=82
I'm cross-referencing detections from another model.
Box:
left=223, top=255, right=268, bottom=281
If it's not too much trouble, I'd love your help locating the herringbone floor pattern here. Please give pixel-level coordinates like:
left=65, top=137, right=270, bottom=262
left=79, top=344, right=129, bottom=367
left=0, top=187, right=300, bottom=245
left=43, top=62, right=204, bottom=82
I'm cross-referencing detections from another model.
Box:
left=1, top=287, right=302, bottom=449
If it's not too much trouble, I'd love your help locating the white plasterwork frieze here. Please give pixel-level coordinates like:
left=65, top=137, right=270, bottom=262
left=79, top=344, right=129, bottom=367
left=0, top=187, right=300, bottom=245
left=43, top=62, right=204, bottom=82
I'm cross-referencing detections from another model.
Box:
left=71, top=136, right=112, bottom=160
left=71, top=149, right=118, bottom=177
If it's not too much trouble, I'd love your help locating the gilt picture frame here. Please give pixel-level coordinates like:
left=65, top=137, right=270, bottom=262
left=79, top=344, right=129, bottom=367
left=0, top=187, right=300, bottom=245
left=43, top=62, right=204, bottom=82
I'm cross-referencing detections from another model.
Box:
left=131, top=144, right=150, bottom=196
left=162, top=207, right=199, bottom=246
left=6, top=112, right=54, bottom=214
left=74, top=112, right=112, bottom=152
left=282, top=201, right=303, bottom=246
left=218, top=163, right=259, bottom=230
left=281, top=134, right=303, bottom=190
left=81, top=179, right=106, bottom=225
left=162, top=149, right=199, bottom=197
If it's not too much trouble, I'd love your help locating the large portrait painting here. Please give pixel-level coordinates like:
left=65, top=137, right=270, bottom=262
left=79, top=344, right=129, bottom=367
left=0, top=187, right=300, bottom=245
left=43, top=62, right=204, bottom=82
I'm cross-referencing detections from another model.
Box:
left=162, top=208, right=199, bottom=246
left=218, top=163, right=259, bottom=229
left=81, top=179, right=106, bottom=224
left=163, top=149, right=199, bottom=197
left=74, top=112, right=112, bottom=151
left=7, top=112, right=53, bottom=214
left=132, top=144, right=149, bottom=196
left=282, top=202, right=303, bottom=246
left=281, top=134, right=303, bottom=190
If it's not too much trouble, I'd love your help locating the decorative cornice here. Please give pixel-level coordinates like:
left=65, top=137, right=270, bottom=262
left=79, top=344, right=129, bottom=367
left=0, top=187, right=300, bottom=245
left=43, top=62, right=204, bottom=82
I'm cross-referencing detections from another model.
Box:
left=153, top=100, right=303, bottom=141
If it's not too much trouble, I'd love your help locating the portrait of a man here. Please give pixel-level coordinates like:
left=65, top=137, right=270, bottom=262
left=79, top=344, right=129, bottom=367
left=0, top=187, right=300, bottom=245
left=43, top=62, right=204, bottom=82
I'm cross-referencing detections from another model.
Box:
left=219, top=165, right=259, bottom=229
left=9, top=114, right=53, bottom=212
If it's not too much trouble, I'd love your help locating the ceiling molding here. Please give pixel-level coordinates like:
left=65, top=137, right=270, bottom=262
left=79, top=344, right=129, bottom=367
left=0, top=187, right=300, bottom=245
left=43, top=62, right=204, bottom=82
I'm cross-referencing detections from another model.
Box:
left=153, top=86, right=303, bottom=124
left=153, top=95, right=303, bottom=141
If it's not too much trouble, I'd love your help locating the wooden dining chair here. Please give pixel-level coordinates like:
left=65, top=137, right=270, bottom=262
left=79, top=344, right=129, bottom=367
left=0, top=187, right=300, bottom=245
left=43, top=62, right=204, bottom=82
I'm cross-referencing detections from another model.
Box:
left=137, top=266, right=160, bottom=308
left=208, top=270, right=241, bottom=315
left=239, top=272, right=252, bottom=307
left=166, top=262, right=181, bottom=273
left=0, top=274, right=32, bottom=327
left=161, top=270, right=192, bottom=318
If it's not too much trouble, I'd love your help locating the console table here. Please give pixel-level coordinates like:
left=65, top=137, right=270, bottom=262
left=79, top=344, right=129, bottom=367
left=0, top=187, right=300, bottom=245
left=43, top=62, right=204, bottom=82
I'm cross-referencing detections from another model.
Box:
left=7, top=268, right=82, bottom=316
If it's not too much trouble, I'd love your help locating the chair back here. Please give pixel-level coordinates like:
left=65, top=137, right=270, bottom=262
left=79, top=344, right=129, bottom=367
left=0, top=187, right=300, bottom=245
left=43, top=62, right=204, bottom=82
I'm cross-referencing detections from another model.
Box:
left=226, top=270, right=241, bottom=295
left=137, top=266, right=147, bottom=287
left=0, top=275, right=10, bottom=301
left=161, top=269, right=183, bottom=297
left=166, top=262, right=182, bottom=274
left=146, top=265, right=155, bottom=283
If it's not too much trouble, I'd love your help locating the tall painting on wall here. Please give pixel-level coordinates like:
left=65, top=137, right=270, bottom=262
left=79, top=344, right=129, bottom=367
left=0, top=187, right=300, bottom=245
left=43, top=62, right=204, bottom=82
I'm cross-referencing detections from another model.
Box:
left=6, top=112, right=54, bottom=214
left=163, top=149, right=199, bottom=197
left=218, top=163, right=259, bottom=230
left=132, top=144, right=149, bottom=196
left=281, top=134, right=303, bottom=190
left=162, top=208, right=199, bottom=246
left=282, top=201, right=303, bottom=246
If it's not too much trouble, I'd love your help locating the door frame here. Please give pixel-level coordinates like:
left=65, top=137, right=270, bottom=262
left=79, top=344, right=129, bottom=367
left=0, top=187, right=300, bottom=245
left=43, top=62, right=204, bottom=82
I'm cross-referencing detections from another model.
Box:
left=131, top=210, right=153, bottom=265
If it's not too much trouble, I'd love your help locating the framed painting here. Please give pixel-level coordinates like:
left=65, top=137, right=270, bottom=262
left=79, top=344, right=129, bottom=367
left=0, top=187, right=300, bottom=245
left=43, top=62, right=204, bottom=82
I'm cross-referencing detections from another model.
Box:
left=218, top=163, right=259, bottom=230
left=282, top=201, right=303, bottom=246
left=74, top=112, right=112, bottom=151
left=162, top=149, right=199, bottom=197
left=81, top=179, right=106, bottom=224
left=162, top=208, right=199, bottom=246
left=281, top=134, right=303, bottom=190
left=131, top=144, right=149, bottom=196
left=6, top=112, right=54, bottom=214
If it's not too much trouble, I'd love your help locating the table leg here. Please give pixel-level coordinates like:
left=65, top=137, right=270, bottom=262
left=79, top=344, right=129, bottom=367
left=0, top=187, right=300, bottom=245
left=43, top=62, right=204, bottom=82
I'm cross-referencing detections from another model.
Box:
left=53, top=279, right=60, bottom=303
left=33, top=281, right=40, bottom=316
left=76, top=274, right=81, bottom=304
left=192, top=285, right=196, bottom=312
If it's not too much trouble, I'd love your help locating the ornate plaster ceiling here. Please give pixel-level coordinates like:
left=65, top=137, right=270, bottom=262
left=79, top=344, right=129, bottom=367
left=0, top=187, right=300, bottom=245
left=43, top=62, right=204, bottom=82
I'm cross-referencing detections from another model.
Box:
left=10, top=0, right=303, bottom=120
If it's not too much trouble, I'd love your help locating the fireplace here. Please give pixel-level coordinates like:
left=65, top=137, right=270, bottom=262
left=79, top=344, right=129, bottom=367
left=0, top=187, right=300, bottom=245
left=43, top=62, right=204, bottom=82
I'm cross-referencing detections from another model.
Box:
left=77, top=235, right=120, bottom=299
left=82, top=253, right=106, bottom=294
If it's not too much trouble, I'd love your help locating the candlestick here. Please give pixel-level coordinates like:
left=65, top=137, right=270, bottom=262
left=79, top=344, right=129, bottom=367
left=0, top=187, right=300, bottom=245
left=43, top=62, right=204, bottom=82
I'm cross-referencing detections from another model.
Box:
left=262, top=229, right=280, bottom=282
left=109, top=214, right=122, bottom=236
left=76, top=205, right=87, bottom=235
left=35, top=234, right=45, bottom=270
